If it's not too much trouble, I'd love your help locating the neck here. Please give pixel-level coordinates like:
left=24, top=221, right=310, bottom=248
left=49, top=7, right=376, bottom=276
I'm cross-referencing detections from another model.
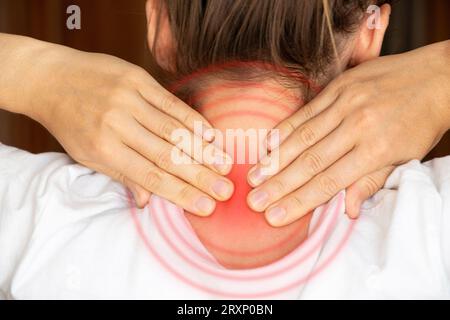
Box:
left=185, top=80, right=312, bottom=269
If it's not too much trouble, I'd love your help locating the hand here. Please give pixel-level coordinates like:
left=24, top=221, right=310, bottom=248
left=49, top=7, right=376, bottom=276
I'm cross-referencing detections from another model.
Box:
left=247, top=40, right=450, bottom=226
left=6, top=37, right=234, bottom=215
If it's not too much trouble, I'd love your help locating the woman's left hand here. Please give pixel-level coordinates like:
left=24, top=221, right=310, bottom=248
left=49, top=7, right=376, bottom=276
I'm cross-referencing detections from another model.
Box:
left=246, top=40, right=450, bottom=226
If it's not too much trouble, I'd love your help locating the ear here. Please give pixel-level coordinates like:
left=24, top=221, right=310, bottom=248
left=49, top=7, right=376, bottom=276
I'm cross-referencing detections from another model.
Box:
left=349, top=4, right=391, bottom=66
left=146, top=0, right=175, bottom=70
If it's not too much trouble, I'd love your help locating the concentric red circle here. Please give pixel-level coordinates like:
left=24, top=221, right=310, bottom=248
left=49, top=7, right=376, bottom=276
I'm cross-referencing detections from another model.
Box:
left=129, top=61, right=357, bottom=298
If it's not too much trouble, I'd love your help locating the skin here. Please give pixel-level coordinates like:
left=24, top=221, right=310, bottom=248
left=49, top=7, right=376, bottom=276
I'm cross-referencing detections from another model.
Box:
left=0, top=33, right=234, bottom=217
left=1, top=2, right=449, bottom=233
left=246, top=3, right=391, bottom=225
left=248, top=46, right=450, bottom=225
left=144, top=3, right=395, bottom=268
left=184, top=81, right=312, bottom=269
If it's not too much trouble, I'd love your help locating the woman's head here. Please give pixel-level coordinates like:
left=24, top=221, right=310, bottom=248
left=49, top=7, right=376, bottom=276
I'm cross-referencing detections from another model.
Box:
left=143, top=0, right=392, bottom=269
left=146, top=0, right=391, bottom=92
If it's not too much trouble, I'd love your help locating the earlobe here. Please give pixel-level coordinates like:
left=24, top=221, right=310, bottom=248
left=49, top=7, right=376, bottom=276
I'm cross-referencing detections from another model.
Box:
left=349, top=4, right=391, bottom=66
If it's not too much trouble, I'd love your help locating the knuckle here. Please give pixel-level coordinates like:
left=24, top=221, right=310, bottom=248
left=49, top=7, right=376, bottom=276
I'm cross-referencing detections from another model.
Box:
left=158, top=119, right=178, bottom=140
left=194, top=169, right=210, bottom=189
left=342, top=88, right=366, bottom=106
left=362, top=175, right=380, bottom=196
left=289, top=194, right=305, bottom=212
left=116, top=172, right=126, bottom=185
left=301, top=151, right=323, bottom=176
left=177, top=184, right=195, bottom=203
left=295, top=125, right=316, bottom=147
left=302, top=103, right=315, bottom=120
left=360, top=149, right=377, bottom=168
left=159, top=94, right=179, bottom=113
left=108, top=82, right=129, bottom=103
left=154, top=149, right=173, bottom=170
left=318, top=174, right=340, bottom=198
left=180, top=111, right=197, bottom=127
left=96, top=144, right=110, bottom=160
left=270, top=178, right=288, bottom=196
left=90, top=137, right=112, bottom=160
left=332, top=100, right=346, bottom=119
left=99, top=106, right=122, bottom=131
left=357, top=107, right=378, bottom=128
left=121, top=65, right=145, bottom=84
left=335, top=72, right=349, bottom=84
left=366, top=140, right=389, bottom=160
left=283, top=119, right=297, bottom=134
left=130, top=66, right=149, bottom=81
left=330, top=73, right=349, bottom=94
left=376, top=140, right=390, bottom=156
left=143, top=170, right=162, bottom=191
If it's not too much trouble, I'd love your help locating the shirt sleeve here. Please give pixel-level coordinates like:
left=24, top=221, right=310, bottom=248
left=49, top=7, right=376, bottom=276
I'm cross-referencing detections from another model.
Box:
left=0, top=143, right=74, bottom=298
left=423, top=156, right=450, bottom=283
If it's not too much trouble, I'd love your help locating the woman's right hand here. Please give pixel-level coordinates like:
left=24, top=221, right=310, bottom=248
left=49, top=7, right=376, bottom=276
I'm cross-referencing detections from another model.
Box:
left=1, top=35, right=233, bottom=215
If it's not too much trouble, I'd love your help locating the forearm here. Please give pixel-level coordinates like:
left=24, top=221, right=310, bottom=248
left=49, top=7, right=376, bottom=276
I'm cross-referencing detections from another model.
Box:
left=431, top=40, right=450, bottom=133
left=0, top=33, right=55, bottom=119
left=442, top=40, right=450, bottom=130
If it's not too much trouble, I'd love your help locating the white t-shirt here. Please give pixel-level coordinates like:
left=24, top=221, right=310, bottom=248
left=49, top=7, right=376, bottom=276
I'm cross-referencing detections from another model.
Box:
left=0, top=143, right=449, bottom=299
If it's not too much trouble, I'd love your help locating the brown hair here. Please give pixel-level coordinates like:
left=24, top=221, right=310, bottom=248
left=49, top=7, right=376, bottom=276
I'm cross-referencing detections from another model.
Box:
left=150, top=0, right=390, bottom=94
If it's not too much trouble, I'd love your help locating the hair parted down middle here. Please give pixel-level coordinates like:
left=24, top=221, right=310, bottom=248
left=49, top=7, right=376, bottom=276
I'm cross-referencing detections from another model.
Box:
left=150, top=0, right=391, bottom=94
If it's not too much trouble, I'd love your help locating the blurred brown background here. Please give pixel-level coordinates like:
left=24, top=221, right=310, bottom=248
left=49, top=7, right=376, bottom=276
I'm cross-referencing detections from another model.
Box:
left=0, top=0, right=449, bottom=159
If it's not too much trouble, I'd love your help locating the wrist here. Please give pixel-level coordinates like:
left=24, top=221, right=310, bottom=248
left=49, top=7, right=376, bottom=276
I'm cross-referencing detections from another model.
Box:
left=23, top=41, right=69, bottom=124
left=430, top=40, right=450, bottom=134
left=0, top=34, right=56, bottom=119
left=441, top=40, right=450, bottom=132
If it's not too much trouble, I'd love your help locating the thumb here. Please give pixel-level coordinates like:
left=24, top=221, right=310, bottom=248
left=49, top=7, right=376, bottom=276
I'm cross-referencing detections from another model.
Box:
left=345, top=166, right=395, bottom=219
left=124, top=178, right=152, bottom=208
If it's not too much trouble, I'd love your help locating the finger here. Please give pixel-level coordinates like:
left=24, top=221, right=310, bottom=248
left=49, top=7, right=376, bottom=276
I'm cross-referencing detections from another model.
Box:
left=124, top=178, right=152, bottom=209
left=248, top=123, right=354, bottom=211
left=115, top=143, right=217, bottom=216
left=122, top=121, right=234, bottom=201
left=266, top=81, right=342, bottom=150
left=345, top=166, right=395, bottom=219
left=132, top=95, right=232, bottom=175
left=248, top=105, right=345, bottom=187
left=138, top=81, right=216, bottom=142
left=264, top=149, right=378, bottom=227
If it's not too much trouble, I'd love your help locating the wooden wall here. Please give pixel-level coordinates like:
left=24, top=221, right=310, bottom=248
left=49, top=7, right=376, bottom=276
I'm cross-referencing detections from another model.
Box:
left=0, top=0, right=449, bottom=158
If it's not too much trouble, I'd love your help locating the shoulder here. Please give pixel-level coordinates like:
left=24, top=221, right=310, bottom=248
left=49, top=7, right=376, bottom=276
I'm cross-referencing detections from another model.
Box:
left=0, top=143, right=126, bottom=225
left=386, top=156, right=450, bottom=189
left=0, top=143, right=77, bottom=179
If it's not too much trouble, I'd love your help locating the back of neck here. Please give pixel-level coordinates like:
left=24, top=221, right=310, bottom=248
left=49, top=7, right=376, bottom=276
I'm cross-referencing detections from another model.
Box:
left=185, top=80, right=313, bottom=269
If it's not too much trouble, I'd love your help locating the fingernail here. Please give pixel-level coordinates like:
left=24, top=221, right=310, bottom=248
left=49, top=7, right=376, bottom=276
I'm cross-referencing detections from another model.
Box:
left=195, top=196, right=216, bottom=215
left=212, top=179, right=233, bottom=199
left=248, top=167, right=266, bottom=186
left=202, top=124, right=215, bottom=142
left=213, top=154, right=231, bottom=174
left=351, top=198, right=363, bottom=218
left=130, top=189, right=141, bottom=207
left=248, top=190, right=269, bottom=211
left=130, top=188, right=144, bottom=208
left=265, top=131, right=280, bottom=151
left=267, top=206, right=287, bottom=225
